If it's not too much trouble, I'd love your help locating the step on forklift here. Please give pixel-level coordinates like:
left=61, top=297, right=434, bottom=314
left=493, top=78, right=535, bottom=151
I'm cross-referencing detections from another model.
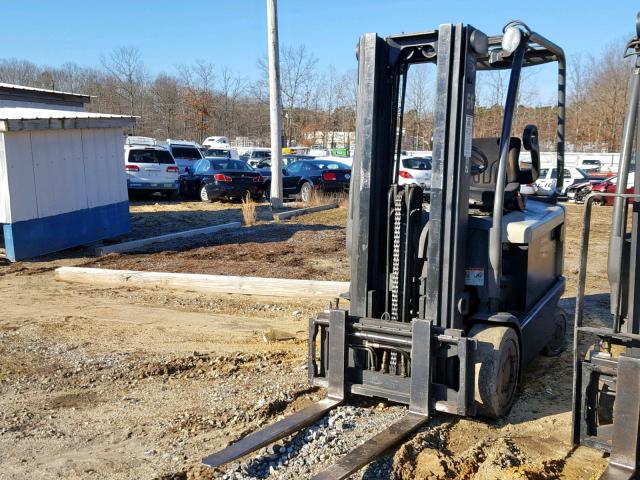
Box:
left=572, top=13, right=640, bottom=480
left=203, top=20, right=568, bottom=479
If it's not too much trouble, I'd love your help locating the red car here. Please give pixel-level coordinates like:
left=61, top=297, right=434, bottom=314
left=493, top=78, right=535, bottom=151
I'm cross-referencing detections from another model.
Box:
left=590, top=173, right=635, bottom=206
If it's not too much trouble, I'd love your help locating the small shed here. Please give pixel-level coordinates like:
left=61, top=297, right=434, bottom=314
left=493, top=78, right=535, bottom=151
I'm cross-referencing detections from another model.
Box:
left=0, top=84, right=135, bottom=261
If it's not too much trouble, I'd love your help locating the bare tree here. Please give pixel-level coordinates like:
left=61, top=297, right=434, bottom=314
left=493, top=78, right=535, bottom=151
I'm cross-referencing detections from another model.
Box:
left=405, top=66, right=433, bottom=150
left=258, top=44, right=317, bottom=145
left=150, top=74, right=182, bottom=138
left=0, top=37, right=635, bottom=152
left=215, top=66, right=247, bottom=136
left=101, top=47, right=146, bottom=122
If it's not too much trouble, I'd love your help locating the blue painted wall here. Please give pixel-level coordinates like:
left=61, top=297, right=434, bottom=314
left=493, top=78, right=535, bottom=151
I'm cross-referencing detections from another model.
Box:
left=3, top=201, right=130, bottom=261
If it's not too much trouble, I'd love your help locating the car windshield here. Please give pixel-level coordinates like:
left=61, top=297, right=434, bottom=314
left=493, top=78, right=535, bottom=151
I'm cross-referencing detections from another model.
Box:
left=210, top=160, right=253, bottom=171
left=582, top=160, right=600, bottom=165
left=128, top=149, right=175, bottom=165
left=205, top=149, right=230, bottom=158
left=171, top=146, right=202, bottom=160
left=402, top=157, right=432, bottom=170
left=311, top=161, right=350, bottom=170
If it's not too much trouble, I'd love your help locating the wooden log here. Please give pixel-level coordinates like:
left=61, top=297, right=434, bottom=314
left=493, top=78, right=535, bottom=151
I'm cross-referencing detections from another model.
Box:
left=94, top=222, right=241, bottom=255
left=273, top=203, right=339, bottom=221
left=55, top=267, right=350, bottom=299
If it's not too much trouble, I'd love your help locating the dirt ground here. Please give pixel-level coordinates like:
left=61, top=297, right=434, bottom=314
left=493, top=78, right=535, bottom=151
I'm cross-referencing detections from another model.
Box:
left=0, top=200, right=618, bottom=479
left=86, top=204, right=348, bottom=282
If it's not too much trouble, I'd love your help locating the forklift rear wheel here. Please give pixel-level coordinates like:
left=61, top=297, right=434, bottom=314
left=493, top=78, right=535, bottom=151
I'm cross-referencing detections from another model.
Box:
left=541, top=309, right=567, bottom=357
left=470, top=324, right=520, bottom=420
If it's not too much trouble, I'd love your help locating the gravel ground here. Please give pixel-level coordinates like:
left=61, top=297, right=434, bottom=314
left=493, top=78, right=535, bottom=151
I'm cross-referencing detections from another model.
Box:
left=0, top=201, right=616, bottom=479
left=216, top=405, right=405, bottom=480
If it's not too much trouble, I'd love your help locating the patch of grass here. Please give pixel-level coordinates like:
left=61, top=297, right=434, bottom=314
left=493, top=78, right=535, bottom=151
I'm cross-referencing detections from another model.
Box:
left=241, top=193, right=257, bottom=226
left=308, top=189, right=349, bottom=207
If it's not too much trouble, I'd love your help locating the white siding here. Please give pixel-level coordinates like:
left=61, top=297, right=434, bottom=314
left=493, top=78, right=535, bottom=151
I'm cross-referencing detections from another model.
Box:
left=2, top=132, right=38, bottom=223
left=0, top=127, right=127, bottom=224
left=0, top=134, right=10, bottom=223
left=81, top=128, right=127, bottom=208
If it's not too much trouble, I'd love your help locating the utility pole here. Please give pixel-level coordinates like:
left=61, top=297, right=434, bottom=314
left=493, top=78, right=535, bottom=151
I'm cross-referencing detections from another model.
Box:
left=266, top=0, right=283, bottom=208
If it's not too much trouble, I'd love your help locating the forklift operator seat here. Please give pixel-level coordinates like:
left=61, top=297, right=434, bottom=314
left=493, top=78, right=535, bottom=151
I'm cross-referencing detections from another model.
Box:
left=469, top=136, right=522, bottom=211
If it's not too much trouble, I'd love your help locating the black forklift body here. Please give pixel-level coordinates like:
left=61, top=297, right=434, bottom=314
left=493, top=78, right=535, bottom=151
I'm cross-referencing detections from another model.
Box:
left=571, top=15, right=640, bottom=479
left=310, top=21, right=566, bottom=416
left=204, top=21, right=568, bottom=479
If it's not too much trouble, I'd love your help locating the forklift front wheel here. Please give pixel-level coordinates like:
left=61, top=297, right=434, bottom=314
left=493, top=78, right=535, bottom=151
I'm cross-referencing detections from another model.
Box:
left=470, top=324, right=520, bottom=420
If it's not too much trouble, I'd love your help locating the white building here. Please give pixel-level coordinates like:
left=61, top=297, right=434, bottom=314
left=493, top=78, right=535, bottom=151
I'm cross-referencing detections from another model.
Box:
left=0, top=83, right=135, bottom=261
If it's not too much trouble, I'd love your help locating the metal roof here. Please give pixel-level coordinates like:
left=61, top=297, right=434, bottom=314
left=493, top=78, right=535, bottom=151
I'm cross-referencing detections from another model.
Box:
left=0, top=82, right=91, bottom=100
left=0, top=107, right=135, bottom=132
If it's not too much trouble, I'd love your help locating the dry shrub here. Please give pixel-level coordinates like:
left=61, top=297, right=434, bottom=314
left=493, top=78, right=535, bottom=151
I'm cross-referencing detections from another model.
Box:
left=241, top=193, right=257, bottom=226
left=308, top=189, right=349, bottom=208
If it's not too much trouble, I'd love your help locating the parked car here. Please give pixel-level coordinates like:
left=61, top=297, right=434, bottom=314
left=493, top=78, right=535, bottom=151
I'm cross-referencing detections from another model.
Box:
left=166, top=139, right=204, bottom=174
left=202, top=136, right=229, bottom=147
left=241, top=148, right=272, bottom=167
left=204, top=146, right=240, bottom=160
left=566, top=179, right=602, bottom=203
left=520, top=166, right=589, bottom=196
left=179, top=158, right=265, bottom=202
left=254, top=155, right=314, bottom=170
left=579, top=158, right=602, bottom=173
left=284, top=160, right=351, bottom=202
left=398, top=156, right=432, bottom=193
left=589, top=173, right=635, bottom=206
left=124, top=136, right=179, bottom=198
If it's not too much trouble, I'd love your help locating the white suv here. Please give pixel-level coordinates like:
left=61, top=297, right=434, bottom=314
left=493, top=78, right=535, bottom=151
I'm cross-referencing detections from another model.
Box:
left=125, top=136, right=180, bottom=198
left=166, top=139, right=204, bottom=173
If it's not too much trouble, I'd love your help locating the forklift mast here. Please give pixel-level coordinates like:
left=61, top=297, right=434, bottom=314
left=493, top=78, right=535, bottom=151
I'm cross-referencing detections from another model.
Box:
left=349, top=23, right=566, bottom=325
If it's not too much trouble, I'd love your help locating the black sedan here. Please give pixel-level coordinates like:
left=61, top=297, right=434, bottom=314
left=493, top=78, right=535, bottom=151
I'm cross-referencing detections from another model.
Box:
left=254, top=163, right=302, bottom=199
left=179, top=158, right=265, bottom=202
left=284, top=160, right=351, bottom=202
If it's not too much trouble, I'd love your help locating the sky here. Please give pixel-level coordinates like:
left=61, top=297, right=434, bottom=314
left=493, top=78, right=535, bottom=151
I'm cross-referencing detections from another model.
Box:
left=0, top=0, right=637, bottom=90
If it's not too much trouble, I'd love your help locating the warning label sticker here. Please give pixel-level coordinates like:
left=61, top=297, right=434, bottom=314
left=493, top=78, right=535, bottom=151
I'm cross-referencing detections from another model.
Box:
left=465, top=268, right=484, bottom=286
left=464, top=114, right=474, bottom=158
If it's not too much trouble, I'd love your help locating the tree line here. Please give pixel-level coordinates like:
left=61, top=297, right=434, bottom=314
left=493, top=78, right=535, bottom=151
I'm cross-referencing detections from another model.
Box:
left=0, top=40, right=634, bottom=152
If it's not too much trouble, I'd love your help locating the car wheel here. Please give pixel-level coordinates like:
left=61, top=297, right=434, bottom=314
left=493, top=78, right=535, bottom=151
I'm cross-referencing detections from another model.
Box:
left=591, top=197, right=604, bottom=206
left=300, top=182, right=313, bottom=203
left=166, top=190, right=178, bottom=200
left=200, top=185, right=213, bottom=203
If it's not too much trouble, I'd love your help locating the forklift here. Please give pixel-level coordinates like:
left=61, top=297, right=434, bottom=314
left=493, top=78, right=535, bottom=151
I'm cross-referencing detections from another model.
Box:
left=572, top=13, right=640, bottom=480
left=203, top=20, right=568, bottom=479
